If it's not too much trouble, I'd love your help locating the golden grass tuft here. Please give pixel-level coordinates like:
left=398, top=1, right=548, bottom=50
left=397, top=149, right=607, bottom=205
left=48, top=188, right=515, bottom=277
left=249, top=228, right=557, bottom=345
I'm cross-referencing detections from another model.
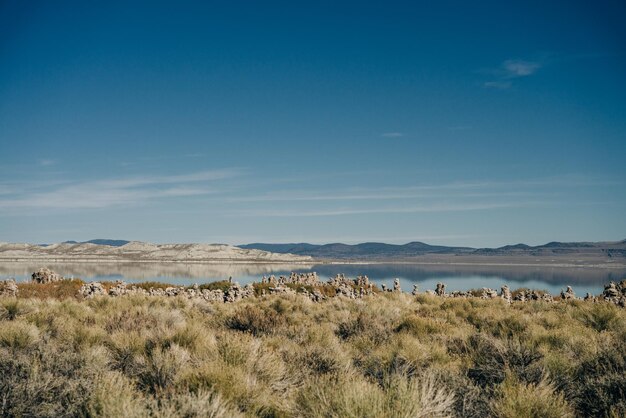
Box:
left=1, top=287, right=625, bottom=417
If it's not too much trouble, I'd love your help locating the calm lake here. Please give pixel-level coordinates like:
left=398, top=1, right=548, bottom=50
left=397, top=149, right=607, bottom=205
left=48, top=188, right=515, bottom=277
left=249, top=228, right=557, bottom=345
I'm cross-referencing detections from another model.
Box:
left=2, top=261, right=625, bottom=296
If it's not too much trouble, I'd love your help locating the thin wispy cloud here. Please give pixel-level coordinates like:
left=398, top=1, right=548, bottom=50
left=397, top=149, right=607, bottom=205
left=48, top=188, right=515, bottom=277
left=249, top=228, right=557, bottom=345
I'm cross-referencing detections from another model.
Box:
left=483, top=81, right=512, bottom=90
left=0, top=169, right=241, bottom=210
left=381, top=132, right=404, bottom=138
left=113, top=153, right=208, bottom=166
left=38, top=159, right=56, bottom=166
left=97, top=169, right=239, bottom=188
left=225, top=189, right=539, bottom=203
left=483, top=58, right=542, bottom=89
left=223, top=175, right=618, bottom=219
left=0, top=185, right=16, bottom=196
left=447, top=125, right=472, bottom=131
left=225, top=176, right=619, bottom=204
left=233, top=201, right=550, bottom=218
left=502, top=59, right=541, bottom=77
left=0, top=186, right=215, bottom=210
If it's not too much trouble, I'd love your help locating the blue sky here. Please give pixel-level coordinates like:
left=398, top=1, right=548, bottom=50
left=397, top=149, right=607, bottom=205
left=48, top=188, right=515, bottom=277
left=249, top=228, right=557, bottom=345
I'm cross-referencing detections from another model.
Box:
left=1, top=0, right=625, bottom=246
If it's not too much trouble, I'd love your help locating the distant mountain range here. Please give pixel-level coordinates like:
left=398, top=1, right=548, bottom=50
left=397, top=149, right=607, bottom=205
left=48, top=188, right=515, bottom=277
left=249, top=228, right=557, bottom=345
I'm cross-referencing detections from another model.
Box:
left=239, top=239, right=626, bottom=259
left=23, top=238, right=626, bottom=262
left=238, top=242, right=472, bottom=258
left=2, top=241, right=310, bottom=262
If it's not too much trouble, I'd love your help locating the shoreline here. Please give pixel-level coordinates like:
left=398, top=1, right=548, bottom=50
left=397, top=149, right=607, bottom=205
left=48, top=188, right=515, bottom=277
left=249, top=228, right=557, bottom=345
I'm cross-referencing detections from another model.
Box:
left=1, top=257, right=625, bottom=269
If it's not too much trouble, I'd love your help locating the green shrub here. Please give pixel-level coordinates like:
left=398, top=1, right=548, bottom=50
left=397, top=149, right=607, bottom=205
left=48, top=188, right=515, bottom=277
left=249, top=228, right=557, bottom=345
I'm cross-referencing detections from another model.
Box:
left=226, top=305, right=285, bottom=336
left=137, top=344, right=190, bottom=394
left=0, top=321, right=40, bottom=350
left=576, top=303, right=621, bottom=332
left=491, top=375, right=573, bottom=418
left=87, top=371, right=147, bottom=417
left=151, top=390, right=243, bottom=418
left=297, top=372, right=455, bottom=418
left=570, top=341, right=626, bottom=417
left=395, top=314, right=444, bottom=337
left=0, top=342, right=98, bottom=417
left=336, top=310, right=390, bottom=343
left=1, top=284, right=625, bottom=417
left=197, top=280, right=231, bottom=292
left=466, top=334, right=507, bottom=388
left=0, top=299, right=30, bottom=321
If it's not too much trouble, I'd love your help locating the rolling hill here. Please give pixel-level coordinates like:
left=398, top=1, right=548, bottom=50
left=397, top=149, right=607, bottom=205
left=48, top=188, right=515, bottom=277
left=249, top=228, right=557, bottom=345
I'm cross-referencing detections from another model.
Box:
left=240, top=240, right=626, bottom=260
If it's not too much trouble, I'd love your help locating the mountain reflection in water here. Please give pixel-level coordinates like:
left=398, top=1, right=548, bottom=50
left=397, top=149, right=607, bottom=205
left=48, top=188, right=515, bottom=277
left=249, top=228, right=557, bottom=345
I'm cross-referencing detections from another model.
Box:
left=1, top=262, right=624, bottom=296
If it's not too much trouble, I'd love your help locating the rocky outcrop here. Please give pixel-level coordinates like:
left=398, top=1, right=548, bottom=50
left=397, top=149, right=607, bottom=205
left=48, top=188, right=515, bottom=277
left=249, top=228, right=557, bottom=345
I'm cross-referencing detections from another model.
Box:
left=335, top=282, right=358, bottom=298
left=449, top=290, right=472, bottom=298
left=561, top=286, right=576, bottom=300
left=328, top=274, right=375, bottom=298
left=78, top=280, right=254, bottom=303
left=356, top=275, right=370, bottom=288
left=435, top=282, right=446, bottom=297
left=603, top=282, right=620, bottom=299
left=224, top=283, right=255, bottom=302
left=500, top=285, right=512, bottom=304
left=78, top=282, right=106, bottom=298
left=263, top=272, right=320, bottom=286
left=31, top=268, right=63, bottom=283
left=65, top=272, right=626, bottom=308
left=108, top=281, right=129, bottom=297
left=602, top=281, right=626, bottom=306
left=269, top=285, right=297, bottom=296
left=295, top=286, right=326, bottom=302
left=584, top=292, right=596, bottom=302
left=0, top=279, right=18, bottom=297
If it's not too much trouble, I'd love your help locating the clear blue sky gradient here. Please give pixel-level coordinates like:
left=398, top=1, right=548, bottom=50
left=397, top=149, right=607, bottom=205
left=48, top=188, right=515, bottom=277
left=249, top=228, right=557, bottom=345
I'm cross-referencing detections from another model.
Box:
left=1, top=0, right=625, bottom=246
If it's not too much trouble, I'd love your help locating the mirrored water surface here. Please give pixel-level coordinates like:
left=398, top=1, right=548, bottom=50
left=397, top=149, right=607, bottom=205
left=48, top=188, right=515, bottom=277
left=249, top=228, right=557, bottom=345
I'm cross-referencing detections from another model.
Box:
left=1, top=261, right=625, bottom=296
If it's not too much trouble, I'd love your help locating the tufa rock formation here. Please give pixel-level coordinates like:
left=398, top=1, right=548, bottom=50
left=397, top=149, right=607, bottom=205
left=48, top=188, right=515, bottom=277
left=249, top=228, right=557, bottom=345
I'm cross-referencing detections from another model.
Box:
left=602, top=281, right=626, bottom=306
left=78, top=282, right=106, bottom=298
left=500, top=285, right=512, bottom=304
left=561, top=286, right=576, bottom=300
left=0, top=279, right=18, bottom=297
left=31, top=268, right=63, bottom=283
left=435, top=282, right=446, bottom=297
left=33, top=271, right=622, bottom=308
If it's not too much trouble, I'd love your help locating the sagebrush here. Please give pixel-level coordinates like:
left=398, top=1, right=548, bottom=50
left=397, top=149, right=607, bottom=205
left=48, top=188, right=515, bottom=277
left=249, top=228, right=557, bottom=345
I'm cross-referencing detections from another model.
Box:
left=1, top=290, right=625, bottom=417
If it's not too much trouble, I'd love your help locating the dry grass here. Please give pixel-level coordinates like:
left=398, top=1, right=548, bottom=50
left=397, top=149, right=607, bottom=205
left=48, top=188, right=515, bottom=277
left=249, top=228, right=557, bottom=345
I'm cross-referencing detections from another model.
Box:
left=1, top=288, right=625, bottom=417
left=16, top=279, right=85, bottom=299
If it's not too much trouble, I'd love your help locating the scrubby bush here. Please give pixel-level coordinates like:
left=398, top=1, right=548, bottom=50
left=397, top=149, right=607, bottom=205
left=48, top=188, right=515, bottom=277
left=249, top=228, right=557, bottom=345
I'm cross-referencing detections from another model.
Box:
left=153, top=390, right=243, bottom=418
left=0, top=288, right=624, bottom=417
left=575, top=302, right=622, bottom=333
left=491, top=376, right=574, bottom=418
left=570, top=340, right=626, bottom=417
left=0, top=342, right=99, bottom=417
left=0, top=299, right=30, bottom=321
left=226, top=304, right=285, bottom=336
left=297, top=372, right=455, bottom=418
